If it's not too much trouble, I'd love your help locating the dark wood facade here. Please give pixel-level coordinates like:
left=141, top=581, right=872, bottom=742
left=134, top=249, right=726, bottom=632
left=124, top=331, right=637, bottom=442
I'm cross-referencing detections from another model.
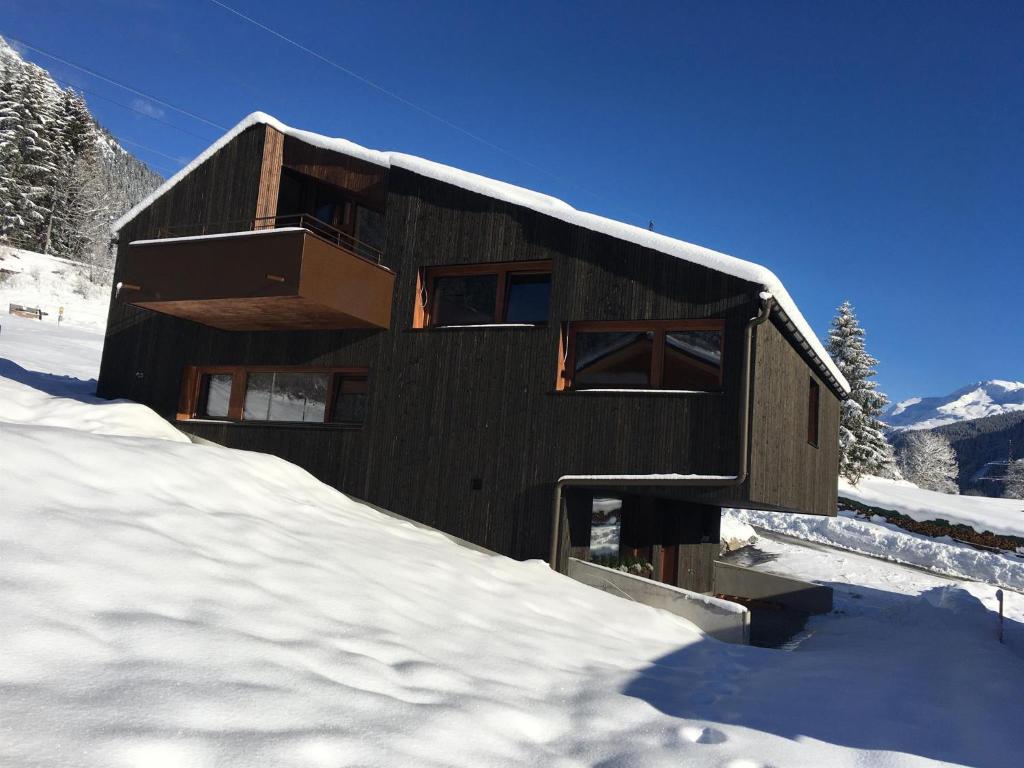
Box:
left=99, top=121, right=843, bottom=586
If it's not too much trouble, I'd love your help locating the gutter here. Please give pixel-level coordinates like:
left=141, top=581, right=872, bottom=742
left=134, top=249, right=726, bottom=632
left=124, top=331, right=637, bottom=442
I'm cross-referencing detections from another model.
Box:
left=548, top=294, right=775, bottom=570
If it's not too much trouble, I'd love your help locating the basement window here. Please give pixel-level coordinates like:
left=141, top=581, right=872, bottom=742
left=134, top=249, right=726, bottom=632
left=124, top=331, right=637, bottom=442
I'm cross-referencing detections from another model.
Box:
left=180, top=366, right=369, bottom=426
left=414, top=261, right=552, bottom=328
left=557, top=320, right=724, bottom=392
left=808, top=377, right=820, bottom=447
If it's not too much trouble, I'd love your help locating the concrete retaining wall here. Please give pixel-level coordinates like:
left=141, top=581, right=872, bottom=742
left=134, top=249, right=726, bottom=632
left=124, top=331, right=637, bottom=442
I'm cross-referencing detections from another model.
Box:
left=567, top=558, right=750, bottom=644
left=714, top=561, right=832, bottom=614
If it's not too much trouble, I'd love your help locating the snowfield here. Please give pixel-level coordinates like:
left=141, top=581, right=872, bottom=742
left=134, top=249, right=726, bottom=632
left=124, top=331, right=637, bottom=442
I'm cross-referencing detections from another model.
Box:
left=2, top=315, right=1024, bottom=767
left=839, top=475, right=1024, bottom=539
left=0, top=245, right=112, bottom=331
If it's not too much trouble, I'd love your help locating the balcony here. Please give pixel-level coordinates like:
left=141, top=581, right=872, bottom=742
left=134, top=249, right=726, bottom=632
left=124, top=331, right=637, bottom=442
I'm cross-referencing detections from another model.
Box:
left=118, top=215, right=394, bottom=331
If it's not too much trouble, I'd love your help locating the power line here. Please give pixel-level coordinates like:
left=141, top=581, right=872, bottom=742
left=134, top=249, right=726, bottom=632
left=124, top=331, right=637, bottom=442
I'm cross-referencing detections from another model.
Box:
left=52, top=77, right=216, bottom=143
left=205, top=0, right=633, bottom=214
left=116, top=137, right=188, bottom=165
left=5, top=35, right=228, bottom=131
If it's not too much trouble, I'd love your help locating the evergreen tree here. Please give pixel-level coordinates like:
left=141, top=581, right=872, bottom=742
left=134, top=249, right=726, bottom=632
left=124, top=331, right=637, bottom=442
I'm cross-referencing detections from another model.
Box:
left=897, top=431, right=959, bottom=493
left=825, top=301, right=897, bottom=482
left=1005, top=459, right=1024, bottom=500
left=0, top=36, right=160, bottom=266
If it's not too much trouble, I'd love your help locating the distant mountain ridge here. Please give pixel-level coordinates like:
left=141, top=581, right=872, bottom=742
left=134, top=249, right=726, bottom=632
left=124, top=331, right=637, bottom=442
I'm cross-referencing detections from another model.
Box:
left=885, top=380, right=1024, bottom=431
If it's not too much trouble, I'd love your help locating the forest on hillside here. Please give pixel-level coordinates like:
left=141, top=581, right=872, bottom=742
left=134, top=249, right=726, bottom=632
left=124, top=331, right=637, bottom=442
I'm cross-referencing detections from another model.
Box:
left=0, top=37, right=160, bottom=273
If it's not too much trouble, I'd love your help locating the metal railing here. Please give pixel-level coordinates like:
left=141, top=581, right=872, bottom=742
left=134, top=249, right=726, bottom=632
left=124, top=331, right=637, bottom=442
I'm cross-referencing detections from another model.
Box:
left=154, top=213, right=385, bottom=265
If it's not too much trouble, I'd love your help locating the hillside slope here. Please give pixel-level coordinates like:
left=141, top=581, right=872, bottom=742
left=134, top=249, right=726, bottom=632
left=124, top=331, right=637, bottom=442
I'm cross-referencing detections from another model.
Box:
left=0, top=245, right=112, bottom=329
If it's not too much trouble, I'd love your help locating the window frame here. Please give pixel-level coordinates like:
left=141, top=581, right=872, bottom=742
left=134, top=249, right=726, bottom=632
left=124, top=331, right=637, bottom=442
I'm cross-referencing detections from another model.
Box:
left=807, top=376, right=821, bottom=448
left=556, top=319, right=725, bottom=392
left=178, top=365, right=369, bottom=426
left=413, top=260, right=553, bottom=328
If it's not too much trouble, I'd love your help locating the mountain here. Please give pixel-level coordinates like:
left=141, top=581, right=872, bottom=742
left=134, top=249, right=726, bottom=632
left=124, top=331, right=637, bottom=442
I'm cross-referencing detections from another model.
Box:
left=0, top=37, right=161, bottom=271
left=885, top=380, right=1024, bottom=431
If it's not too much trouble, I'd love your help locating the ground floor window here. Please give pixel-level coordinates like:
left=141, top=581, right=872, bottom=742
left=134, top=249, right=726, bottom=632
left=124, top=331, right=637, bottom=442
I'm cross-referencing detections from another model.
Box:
left=557, top=320, right=724, bottom=391
left=181, top=366, right=368, bottom=426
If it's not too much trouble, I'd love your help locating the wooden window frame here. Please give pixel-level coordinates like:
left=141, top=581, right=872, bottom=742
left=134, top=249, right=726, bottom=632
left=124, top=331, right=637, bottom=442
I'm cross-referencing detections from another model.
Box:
left=413, top=260, right=553, bottom=328
left=556, top=319, right=725, bottom=392
left=807, top=376, right=821, bottom=448
left=178, top=364, right=369, bottom=425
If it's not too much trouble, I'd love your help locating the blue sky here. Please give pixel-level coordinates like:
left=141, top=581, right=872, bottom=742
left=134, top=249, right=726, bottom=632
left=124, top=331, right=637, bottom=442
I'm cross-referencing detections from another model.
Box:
left=5, top=0, right=1022, bottom=402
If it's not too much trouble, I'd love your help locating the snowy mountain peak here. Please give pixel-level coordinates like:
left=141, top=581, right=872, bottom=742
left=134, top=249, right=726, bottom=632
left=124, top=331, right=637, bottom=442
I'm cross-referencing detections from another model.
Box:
left=885, top=380, right=1024, bottom=431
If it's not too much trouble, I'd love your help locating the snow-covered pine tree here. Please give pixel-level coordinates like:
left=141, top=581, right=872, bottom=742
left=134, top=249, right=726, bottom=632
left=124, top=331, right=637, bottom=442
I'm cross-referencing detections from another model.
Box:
left=897, top=431, right=959, bottom=494
left=1004, top=459, right=1024, bottom=500
left=825, top=301, right=898, bottom=483
left=0, top=36, right=160, bottom=266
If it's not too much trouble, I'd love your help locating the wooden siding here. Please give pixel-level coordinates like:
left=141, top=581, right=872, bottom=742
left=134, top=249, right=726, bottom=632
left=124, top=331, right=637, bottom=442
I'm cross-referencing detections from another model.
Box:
left=254, top=126, right=284, bottom=223
left=748, top=318, right=841, bottom=515
left=99, top=140, right=842, bottom=564
left=281, top=135, right=388, bottom=210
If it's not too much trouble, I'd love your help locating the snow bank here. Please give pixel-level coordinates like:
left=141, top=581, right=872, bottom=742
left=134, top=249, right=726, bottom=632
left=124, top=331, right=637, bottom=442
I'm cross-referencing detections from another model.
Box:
left=113, top=112, right=849, bottom=395
left=720, top=514, right=758, bottom=552
left=726, top=508, right=1024, bottom=592
left=840, top=475, right=1024, bottom=539
left=0, top=245, right=111, bottom=330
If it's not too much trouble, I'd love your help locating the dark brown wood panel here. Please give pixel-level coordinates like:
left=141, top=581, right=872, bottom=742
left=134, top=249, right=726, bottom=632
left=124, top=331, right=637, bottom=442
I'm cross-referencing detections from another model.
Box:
left=282, top=135, right=388, bottom=210
left=748, top=318, right=841, bottom=515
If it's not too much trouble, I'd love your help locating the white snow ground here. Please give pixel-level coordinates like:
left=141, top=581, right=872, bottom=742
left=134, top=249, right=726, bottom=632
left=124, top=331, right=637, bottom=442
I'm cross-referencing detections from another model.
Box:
left=3, top=317, right=1024, bottom=767
left=839, top=475, right=1024, bottom=540
left=726, top=506, right=1024, bottom=592
left=0, top=246, right=112, bottom=331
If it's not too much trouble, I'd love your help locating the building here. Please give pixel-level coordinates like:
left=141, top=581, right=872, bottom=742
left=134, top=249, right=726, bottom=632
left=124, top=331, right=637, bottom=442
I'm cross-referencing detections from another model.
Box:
left=98, top=113, right=848, bottom=594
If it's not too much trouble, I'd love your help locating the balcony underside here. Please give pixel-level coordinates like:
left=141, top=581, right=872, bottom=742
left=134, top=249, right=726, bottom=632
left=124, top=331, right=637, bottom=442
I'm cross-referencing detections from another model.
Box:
left=120, top=227, right=394, bottom=332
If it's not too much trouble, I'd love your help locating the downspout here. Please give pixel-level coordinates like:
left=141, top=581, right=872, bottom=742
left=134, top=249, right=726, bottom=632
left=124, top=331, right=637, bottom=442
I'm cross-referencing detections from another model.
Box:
left=548, top=293, right=776, bottom=570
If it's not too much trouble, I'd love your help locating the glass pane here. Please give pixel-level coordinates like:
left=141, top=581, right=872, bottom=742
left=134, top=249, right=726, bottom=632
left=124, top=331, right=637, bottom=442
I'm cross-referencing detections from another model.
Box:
left=244, top=373, right=329, bottom=423
left=431, top=274, right=498, bottom=326
left=573, top=331, right=654, bottom=388
left=330, top=375, right=369, bottom=424
left=243, top=373, right=274, bottom=421
left=589, top=497, right=622, bottom=560
left=504, top=272, right=551, bottom=324
left=200, top=374, right=232, bottom=419
left=662, top=330, right=722, bottom=390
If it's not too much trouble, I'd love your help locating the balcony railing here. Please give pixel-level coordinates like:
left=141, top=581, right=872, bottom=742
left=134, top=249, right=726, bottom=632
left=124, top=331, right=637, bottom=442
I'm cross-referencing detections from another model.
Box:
left=155, top=213, right=384, bottom=265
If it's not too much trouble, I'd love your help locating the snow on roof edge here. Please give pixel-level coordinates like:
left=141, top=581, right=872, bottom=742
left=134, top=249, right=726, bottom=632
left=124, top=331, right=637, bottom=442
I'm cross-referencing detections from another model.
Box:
left=112, top=112, right=849, bottom=394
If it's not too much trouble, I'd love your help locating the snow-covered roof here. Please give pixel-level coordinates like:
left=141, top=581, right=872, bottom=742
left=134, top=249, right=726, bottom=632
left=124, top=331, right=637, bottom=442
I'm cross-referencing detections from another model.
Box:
left=114, top=112, right=849, bottom=395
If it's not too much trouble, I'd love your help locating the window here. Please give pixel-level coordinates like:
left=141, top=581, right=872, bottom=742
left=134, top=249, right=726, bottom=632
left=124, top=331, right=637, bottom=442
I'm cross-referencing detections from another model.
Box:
left=558, top=320, right=724, bottom=391
left=180, top=366, right=369, bottom=425
left=414, top=261, right=552, bottom=328
left=808, top=377, right=820, bottom=447
left=197, top=374, right=232, bottom=419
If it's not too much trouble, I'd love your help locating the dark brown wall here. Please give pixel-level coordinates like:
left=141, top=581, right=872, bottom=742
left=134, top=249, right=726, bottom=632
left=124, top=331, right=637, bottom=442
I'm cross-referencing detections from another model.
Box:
left=98, top=137, right=841, bottom=563
left=748, top=318, right=841, bottom=515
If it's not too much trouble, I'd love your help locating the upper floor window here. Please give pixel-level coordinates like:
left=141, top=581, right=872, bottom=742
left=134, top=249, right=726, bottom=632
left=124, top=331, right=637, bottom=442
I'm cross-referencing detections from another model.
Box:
left=183, top=366, right=368, bottom=426
left=414, top=261, right=552, bottom=328
left=557, top=320, right=724, bottom=392
left=807, top=377, right=820, bottom=447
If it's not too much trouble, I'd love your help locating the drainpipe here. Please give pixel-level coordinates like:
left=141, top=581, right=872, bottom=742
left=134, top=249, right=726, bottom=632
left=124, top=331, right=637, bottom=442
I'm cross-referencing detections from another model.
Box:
left=548, top=293, right=776, bottom=570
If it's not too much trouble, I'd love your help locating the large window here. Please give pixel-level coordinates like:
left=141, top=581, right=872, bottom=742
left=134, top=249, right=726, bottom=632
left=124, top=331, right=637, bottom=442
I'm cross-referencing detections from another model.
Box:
left=414, top=261, right=552, bottom=328
left=182, top=366, right=368, bottom=425
left=558, top=320, right=724, bottom=392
